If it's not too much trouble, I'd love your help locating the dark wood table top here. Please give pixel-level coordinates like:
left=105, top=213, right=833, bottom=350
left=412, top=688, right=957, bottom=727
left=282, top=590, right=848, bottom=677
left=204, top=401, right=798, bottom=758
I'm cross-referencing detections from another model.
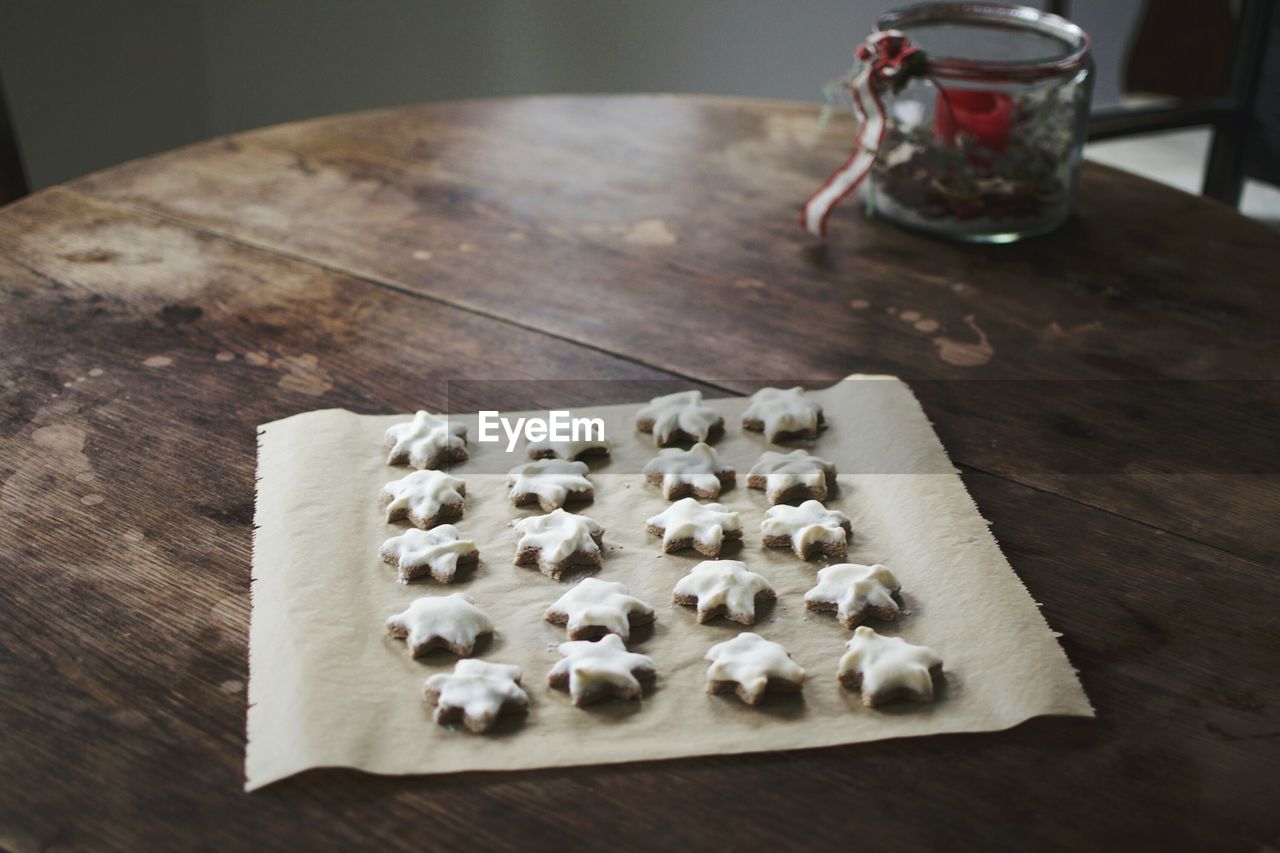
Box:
left=1, top=95, right=1277, bottom=851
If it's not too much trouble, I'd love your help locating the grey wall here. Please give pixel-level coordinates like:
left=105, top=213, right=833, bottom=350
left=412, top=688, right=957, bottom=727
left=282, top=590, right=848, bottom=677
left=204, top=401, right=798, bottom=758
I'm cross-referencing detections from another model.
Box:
left=0, top=0, right=1138, bottom=189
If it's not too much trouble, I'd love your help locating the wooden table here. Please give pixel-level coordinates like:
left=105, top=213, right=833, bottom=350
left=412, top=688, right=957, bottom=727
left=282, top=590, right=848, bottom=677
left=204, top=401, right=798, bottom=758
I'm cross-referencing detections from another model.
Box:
left=1, top=95, right=1276, bottom=851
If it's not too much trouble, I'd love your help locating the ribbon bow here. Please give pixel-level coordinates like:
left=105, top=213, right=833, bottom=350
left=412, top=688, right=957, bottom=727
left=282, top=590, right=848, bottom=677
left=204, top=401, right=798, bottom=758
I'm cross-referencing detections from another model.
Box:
left=801, top=31, right=925, bottom=238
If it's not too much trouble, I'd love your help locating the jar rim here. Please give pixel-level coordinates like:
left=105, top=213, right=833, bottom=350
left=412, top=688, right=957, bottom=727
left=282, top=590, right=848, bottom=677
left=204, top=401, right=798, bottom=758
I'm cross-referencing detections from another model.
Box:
left=877, top=2, right=1091, bottom=82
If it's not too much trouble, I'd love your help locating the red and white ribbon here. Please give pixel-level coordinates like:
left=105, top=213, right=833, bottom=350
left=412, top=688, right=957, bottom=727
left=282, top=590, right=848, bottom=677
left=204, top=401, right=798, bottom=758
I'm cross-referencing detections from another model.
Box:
left=802, top=30, right=922, bottom=238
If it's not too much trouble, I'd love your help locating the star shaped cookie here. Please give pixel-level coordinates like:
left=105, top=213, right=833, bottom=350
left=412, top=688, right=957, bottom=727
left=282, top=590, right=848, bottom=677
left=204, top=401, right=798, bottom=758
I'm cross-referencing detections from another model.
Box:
left=804, top=563, right=901, bottom=627
left=761, top=500, right=852, bottom=559
left=746, top=449, right=837, bottom=504
left=527, top=434, right=613, bottom=461
left=384, top=411, right=469, bottom=469
left=544, top=577, right=655, bottom=641
left=423, top=659, right=530, bottom=733
left=642, top=442, right=736, bottom=500
left=513, top=508, right=605, bottom=580
left=386, top=592, right=494, bottom=657
left=742, top=386, right=825, bottom=442
left=646, top=497, right=742, bottom=556
left=672, top=560, right=776, bottom=625
left=507, top=458, right=594, bottom=512
left=838, top=626, right=943, bottom=707
left=380, top=469, right=466, bottom=528
left=704, top=632, right=807, bottom=705
left=548, top=634, right=656, bottom=707
left=380, top=524, right=479, bottom=584
left=635, top=390, right=724, bottom=446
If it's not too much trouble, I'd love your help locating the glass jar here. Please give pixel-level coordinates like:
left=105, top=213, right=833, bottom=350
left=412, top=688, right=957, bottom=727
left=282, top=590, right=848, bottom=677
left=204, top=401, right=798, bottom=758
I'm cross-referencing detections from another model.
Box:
left=866, top=3, right=1092, bottom=242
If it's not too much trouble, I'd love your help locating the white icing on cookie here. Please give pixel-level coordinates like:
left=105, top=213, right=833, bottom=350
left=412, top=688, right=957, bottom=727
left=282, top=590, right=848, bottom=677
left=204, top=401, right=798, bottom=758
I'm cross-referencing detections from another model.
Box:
left=742, top=386, right=825, bottom=442
left=761, top=500, right=852, bottom=559
left=645, top=497, right=742, bottom=556
left=838, top=626, right=942, bottom=707
left=548, top=634, right=656, bottom=706
left=704, top=632, right=807, bottom=705
left=544, top=577, right=655, bottom=641
left=672, top=560, right=775, bottom=625
left=381, top=469, right=466, bottom=528
left=527, top=435, right=613, bottom=461
left=513, top=508, right=605, bottom=579
left=380, top=524, right=479, bottom=584
left=385, top=411, right=468, bottom=469
left=804, top=563, right=901, bottom=627
left=423, top=659, right=529, bottom=733
left=507, top=458, right=593, bottom=512
left=386, top=592, right=494, bottom=656
left=641, top=442, right=736, bottom=499
left=635, top=390, right=724, bottom=445
left=746, top=449, right=837, bottom=504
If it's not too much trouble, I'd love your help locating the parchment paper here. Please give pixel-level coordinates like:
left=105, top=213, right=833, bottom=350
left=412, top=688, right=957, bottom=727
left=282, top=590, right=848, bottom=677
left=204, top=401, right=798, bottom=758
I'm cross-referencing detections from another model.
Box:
left=246, top=376, right=1091, bottom=790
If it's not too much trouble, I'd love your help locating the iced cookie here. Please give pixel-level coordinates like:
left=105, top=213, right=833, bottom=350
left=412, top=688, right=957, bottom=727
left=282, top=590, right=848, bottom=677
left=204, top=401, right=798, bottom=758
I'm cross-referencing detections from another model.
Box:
left=804, top=563, right=901, bottom=628
left=544, top=577, right=655, bottom=641
left=746, top=449, right=837, bottom=504
left=635, top=390, right=724, bottom=446
left=380, top=469, right=466, bottom=529
left=838, top=626, right=942, bottom=707
left=507, top=458, right=593, bottom=512
left=513, top=508, right=605, bottom=580
left=704, top=632, right=806, bottom=705
left=423, top=659, right=529, bottom=733
left=760, top=500, right=852, bottom=559
left=527, top=435, right=613, bottom=461
left=645, top=497, right=742, bottom=557
left=672, top=560, right=776, bottom=625
left=384, top=411, right=468, bottom=469
left=548, top=634, right=656, bottom=707
left=742, top=386, right=825, bottom=442
left=380, top=525, right=479, bottom=584
left=386, top=592, right=494, bottom=657
left=641, top=442, right=736, bottom=500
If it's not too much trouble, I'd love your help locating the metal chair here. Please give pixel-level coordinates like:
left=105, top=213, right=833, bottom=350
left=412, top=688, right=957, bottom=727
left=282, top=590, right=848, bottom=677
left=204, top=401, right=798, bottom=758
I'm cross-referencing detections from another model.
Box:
left=1054, top=0, right=1277, bottom=206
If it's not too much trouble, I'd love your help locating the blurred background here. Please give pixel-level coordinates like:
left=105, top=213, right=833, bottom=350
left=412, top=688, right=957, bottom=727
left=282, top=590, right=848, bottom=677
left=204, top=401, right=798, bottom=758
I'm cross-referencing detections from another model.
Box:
left=0, top=0, right=1277, bottom=219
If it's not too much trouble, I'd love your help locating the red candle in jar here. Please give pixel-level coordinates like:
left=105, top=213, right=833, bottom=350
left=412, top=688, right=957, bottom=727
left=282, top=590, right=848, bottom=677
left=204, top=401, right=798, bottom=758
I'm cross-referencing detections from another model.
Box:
left=934, top=88, right=1013, bottom=153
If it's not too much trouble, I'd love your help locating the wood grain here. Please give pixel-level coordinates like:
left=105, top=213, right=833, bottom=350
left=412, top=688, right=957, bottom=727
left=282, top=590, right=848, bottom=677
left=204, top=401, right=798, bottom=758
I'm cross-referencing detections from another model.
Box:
left=1, top=96, right=1277, bottom=851
left=66, top=96, right=1280, bottom=563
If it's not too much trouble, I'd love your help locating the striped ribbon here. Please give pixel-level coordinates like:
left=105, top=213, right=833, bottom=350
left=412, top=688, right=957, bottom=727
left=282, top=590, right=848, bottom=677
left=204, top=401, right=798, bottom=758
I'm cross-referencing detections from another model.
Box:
left=802, top=31, right=923, bottom=238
